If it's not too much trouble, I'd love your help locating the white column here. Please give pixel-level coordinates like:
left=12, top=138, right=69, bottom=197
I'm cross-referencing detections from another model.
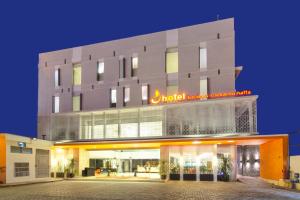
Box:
left=196, top=145, right=200, bottom=181
left=180, top=147, right=184, bottom=181
left=230, top=145, right=238, bottom=181
left=212, top=144, right=218, bottom=182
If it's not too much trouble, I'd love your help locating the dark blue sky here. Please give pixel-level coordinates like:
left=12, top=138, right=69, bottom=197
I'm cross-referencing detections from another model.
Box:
left=0, top=1, right=299, bottom=153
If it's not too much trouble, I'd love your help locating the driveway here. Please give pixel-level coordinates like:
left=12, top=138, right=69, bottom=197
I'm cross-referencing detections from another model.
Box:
left=0, top=179, right=300, bottom=200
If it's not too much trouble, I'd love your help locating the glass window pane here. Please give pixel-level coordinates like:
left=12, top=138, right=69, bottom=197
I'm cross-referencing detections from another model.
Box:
left=200, top=79, right=208, bottom=97
left=132, top=57, right=138, bottom=69
left=106, top=124, right=119, bottom=138
left=140, top=121, right=162, bottom=137
left=73, top=96, right=81, bottom=111
left=55, top=69, right=60, bottom=87
left=97, top=62, right=104, bottom=74
left=73, top=64, right=81, bottom=85
left=111, top=89, right=117, bottom=103
left=200, top=48, right=207, bottom=69
left=166, top=51, right=178, bottom=73
left=93, top=125, right=104, bottom=139
left=142, top=85, right=148, bottom=101
left=120, top=123, right=138, bottom=138
left=54, top=96, right=60, bottom=113
left=124, top=87, right=130, bottom=103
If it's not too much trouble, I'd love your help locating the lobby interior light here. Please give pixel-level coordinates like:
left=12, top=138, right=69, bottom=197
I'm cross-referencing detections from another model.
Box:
left=192, top=141, right=202, bottom=144
left=227, top=140, right=234, bottom=143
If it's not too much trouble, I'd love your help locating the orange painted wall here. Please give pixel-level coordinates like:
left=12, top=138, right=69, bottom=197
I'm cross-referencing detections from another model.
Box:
left=0, top=135, right=6, bottom=184
left=260, top=137, right=288, bottom=180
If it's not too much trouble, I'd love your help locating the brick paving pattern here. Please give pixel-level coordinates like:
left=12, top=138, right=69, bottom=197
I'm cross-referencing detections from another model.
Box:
left=0, top=180, right=300, bottom=200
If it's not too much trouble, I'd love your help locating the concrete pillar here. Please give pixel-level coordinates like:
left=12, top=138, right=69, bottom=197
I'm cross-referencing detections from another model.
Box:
left=230, top=145, right=238, bottom=181
left=213, top=144, right=218, bottom=182
left=160, top=146, right=170, bottom=180
left=196, top=145, right=200, bottom=181
left=180, top=147, right=184, bottom=181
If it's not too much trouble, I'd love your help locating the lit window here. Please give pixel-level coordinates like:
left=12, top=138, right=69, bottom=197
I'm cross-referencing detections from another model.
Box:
left=53, top=96, right=60, bottom=113
left=72, top=95, right=81, bottom=111
left=111, top=88, right=117, bottom=104
left=131, top=56, right=138, bottom=77
left=124, top=87, right=130, bottom=103
left=200, top=48, right=207, bottom=69
left=73, top=64, right=82, bottom=85
left=54, top=68, right=60, bottom=87
left=132, top=57, right=138, bottom=69
left=97, top=61, right=104, bottom=81
left=120, top=123, right=138, bottom=138
left=140, top=121, right=162, bottom=137
left=142, top=85, right=148, bottom=101
left=166, top=49, right=178, bottom=73
left=200, top=78, right=208, bottom=97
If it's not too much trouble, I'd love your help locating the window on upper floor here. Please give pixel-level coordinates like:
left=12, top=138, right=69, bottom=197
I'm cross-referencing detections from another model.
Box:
left=199, top=48, right=207, bottom=69
left=73, top=64, right=82, bottom=85
left=166, top=48, right=178, bottom=73
left=131, top=56, right=138, bottom=77
left=200, top=78, right=208, bottom=99
left=97, top=61, right=104, bottom=81
left=119, top=57, right=126, bottom=78
left=72, top=95, right=82, bottom=112
left=110, top=88, right=117, bottom=107
left=141, top=85, right=149, bottom=104
left=124, top=87, right=130, bottom=105
left=54, top=68, right=61, bottom=87
left=52, top=96, right=60, bottom=113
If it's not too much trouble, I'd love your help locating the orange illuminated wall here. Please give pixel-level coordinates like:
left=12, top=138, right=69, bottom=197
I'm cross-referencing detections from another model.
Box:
left=0, top=135, right=6, bottom=184
left=260, top=137, right=288, bottom=180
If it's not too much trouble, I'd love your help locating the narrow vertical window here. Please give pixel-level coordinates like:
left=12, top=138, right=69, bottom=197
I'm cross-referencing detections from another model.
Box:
left=53, top=96, right=60, bottom=113
left=119, top=57, right=126, bottom=78
left=141, top=85, right=148, bottom=101
left=200, top=78, right=208, bottom=99
left=199, top=48, right=207, bottom=69
left=54, top=68, right=61, bottom=87
left=97, top=61, right=104, bottom=81
left=110, top=88, right=117, bottom=107
left=131, top=56, right=138, bottom=77
left=124, top=87, right=130, bottom=106
left=72, top=95, right=82, bottom=111
left=166, top=48, right=178, bottom=73
left=73, top=64, right=82, bottom=85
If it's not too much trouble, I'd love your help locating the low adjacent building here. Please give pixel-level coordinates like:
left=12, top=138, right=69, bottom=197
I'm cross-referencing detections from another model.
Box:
left=0, top=133, right=53, bottom=184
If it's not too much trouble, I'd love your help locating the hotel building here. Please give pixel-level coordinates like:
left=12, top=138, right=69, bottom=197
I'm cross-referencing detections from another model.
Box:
left=36, top=18, right=288, bottom=182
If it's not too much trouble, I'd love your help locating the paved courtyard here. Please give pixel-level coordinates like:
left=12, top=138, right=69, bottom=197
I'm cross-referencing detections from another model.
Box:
left=1, top=179, right=300, bottom=200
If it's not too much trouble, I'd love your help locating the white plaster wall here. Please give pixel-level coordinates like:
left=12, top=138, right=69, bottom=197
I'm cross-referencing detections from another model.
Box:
left=5, top=134, right=53, bottom=184
left=290, top=156, right=300, bottom=175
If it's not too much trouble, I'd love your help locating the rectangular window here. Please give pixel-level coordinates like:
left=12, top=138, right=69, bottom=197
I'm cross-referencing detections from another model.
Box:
left=119, top=58, right=126, bottom=78
left=124, top=87, right=130, bottom=103
left=140, top=121, right=163, bottom=137
left=199, top=48, right=207, bottom=69
left=15, top=163, right=29, bottom=177
left=166, top=49, right=178, bottom=73
left=52, top=96, right=60, bottom=113
left=131, top=56, right=138, bottom=77
left=110, top=88, right=117, bottom=107
left=72, top=95, right=82, bottom=112
left=120, top=123, right=138, bottom=138
left=73, top=64, right=82, bottom=85
left=11, top=146, right=32, bottom=154
left=200, top=78, right=208, bottom=98
left=54, top=68, right=61, bottom=87
left=142, top=85, right=148, bottom=101
left=97, top=61, right=104, bottom=81
left=105, top=124, right=119, bottom=138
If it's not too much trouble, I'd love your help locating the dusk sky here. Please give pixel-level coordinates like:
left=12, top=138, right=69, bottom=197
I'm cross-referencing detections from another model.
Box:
left=0, top=1, right=299, bottom=153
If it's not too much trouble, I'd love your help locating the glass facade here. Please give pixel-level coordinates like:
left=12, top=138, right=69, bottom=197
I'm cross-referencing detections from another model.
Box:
left=44, top=96, right=257, bottom=141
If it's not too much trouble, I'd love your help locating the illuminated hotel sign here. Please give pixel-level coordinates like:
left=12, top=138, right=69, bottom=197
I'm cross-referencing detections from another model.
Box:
left=150, top=90, right=252, bottom=104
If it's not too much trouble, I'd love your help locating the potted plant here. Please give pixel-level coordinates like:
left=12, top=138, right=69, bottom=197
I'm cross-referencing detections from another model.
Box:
left=55, top=161, right=65, bottom=178
left=218, top=155, right=232, bottom=182
left=66, top=158, right=76, bottom=178
left=159, top=160, right=168, bottom=180
left=169, top=165, right=180, bottom=180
